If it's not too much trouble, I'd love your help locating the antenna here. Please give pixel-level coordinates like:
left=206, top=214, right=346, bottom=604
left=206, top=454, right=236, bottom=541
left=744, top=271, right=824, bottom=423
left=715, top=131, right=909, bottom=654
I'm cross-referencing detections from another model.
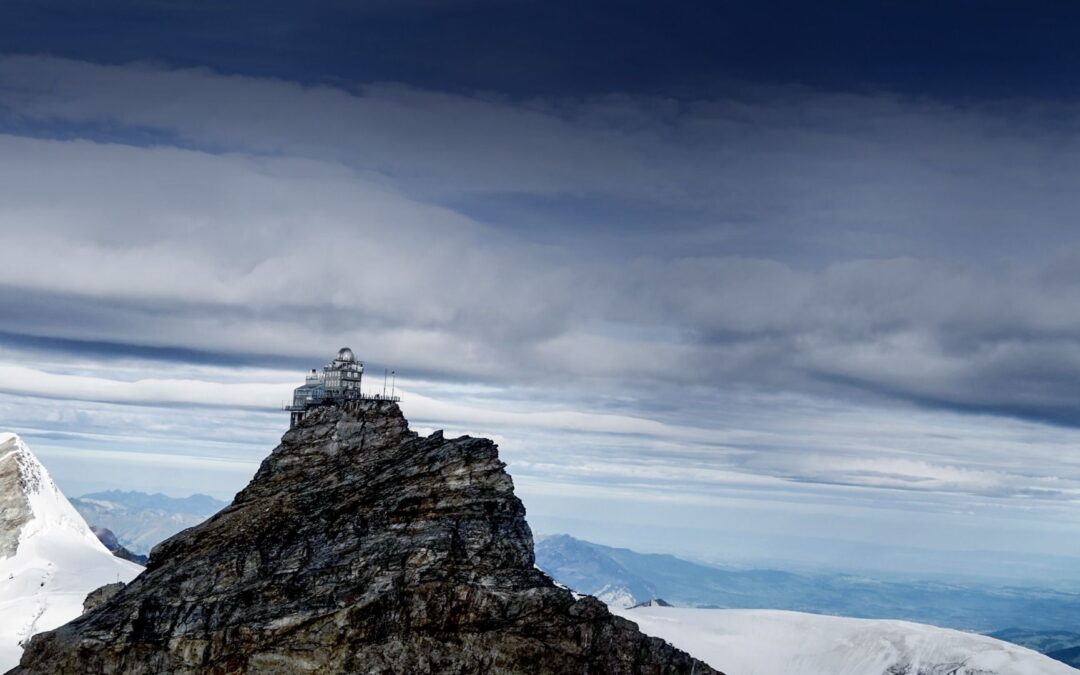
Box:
left=382, top=368, right=388, bottom=397
left=390, top=370, right=396, bottom=400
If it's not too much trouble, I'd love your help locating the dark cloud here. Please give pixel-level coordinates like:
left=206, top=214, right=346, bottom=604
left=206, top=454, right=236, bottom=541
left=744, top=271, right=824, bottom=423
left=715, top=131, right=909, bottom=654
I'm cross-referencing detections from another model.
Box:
left=0, top=329, right=301, bottom=369
left=6, top=57, right=1080, bottom=428
left=6, top=0, right=1080, bottom=99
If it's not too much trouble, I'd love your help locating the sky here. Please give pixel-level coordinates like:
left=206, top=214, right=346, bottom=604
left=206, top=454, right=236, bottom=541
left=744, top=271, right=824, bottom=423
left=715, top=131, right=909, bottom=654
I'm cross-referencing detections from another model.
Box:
left=2, top=0, right=1080, bottom=585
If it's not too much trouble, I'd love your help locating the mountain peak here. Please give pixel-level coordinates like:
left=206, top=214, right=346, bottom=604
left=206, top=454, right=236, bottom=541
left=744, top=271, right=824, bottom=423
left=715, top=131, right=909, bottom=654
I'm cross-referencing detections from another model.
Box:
left=13, top=401, right=719, bottom=674
left=0, top=434, right=142, bottom=671
left=0, top=433, right=97, bottom=560
left=0, top=435, right=35, bottom=561
left=0, top=434, right=44, bottom=496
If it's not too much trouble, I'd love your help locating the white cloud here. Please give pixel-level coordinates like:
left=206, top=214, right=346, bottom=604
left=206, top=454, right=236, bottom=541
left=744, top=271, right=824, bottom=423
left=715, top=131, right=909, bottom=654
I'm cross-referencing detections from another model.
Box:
left=0, top=360, right=722, bottom=442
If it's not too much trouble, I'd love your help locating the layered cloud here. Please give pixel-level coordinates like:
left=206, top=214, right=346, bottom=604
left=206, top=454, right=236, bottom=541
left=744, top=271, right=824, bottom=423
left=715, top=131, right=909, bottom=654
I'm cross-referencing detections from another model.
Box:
left=2, top=54, right=1080, bottom=573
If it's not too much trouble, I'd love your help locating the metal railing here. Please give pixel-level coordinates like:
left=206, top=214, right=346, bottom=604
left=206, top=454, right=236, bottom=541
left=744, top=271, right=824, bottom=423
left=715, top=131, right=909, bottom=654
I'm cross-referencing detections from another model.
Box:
left=282, top=391, right=401, bottom=412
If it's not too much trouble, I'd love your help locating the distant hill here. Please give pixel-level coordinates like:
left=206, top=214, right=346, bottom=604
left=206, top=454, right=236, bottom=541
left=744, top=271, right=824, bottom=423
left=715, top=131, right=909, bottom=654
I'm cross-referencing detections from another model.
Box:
left=71, top=490, right=227, bottom=555
left=1047, top=646, right=1080, bottom=669
left=987, top=628, right=1080, bottom=668
left=535, top=533, right=799, bottom=609
left=534, top=534, right=1080, bottom=634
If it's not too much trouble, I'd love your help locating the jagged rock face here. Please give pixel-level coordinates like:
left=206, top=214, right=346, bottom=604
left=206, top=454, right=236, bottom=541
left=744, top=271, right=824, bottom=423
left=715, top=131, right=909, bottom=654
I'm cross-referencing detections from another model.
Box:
left=0, top=437, right=38, bottom=559
left=12, top=402, right=719, bottom=675
left=82, top=582, right=125, bottom=614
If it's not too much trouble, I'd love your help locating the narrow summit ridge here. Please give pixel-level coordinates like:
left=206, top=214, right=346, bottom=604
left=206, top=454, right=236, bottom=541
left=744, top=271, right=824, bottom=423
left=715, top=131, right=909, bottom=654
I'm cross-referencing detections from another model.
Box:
left=12, top=402, right=719, bottom=674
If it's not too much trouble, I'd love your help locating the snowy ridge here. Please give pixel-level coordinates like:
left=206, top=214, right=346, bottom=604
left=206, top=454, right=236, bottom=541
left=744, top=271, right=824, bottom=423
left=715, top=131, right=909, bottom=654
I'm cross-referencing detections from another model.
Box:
left=0, top=433, right=142, bottom=671
left=594, top=583, right=637, bottom=609
left=612, top=606, right=1079, bottom=675
left=0, top=434, right=104, bottom=551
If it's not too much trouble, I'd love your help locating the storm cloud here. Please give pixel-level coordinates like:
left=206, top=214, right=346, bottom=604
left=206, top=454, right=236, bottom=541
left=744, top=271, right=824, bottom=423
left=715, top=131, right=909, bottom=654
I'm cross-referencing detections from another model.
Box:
left=5, top=56, right=1080, bottom=417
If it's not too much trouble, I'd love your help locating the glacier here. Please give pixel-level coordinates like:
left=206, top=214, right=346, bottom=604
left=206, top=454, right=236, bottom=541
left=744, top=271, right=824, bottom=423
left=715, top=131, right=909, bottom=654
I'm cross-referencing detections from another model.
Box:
left=612, top=606, right=1079, bottom=675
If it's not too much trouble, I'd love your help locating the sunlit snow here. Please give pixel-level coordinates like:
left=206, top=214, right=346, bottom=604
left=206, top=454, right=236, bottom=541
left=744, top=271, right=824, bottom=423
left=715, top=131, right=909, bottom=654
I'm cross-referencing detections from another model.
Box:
left=612, top=606, right=1077, bottom=675
left=0, top=433, right=142, bottom=670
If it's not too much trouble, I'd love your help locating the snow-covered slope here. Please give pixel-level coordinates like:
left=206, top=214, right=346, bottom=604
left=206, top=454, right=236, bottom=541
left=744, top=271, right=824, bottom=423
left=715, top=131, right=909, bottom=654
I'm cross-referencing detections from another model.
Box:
left=0, top=433, right=142, bottom=671
left=612, top=606, right=1079, bottom=675
left=595, top=583, right=637, bottom=608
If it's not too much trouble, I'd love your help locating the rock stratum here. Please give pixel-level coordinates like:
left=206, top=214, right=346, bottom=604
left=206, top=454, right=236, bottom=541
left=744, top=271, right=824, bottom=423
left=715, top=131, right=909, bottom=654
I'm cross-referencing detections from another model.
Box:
left=11, top=402, right=718, bottom=674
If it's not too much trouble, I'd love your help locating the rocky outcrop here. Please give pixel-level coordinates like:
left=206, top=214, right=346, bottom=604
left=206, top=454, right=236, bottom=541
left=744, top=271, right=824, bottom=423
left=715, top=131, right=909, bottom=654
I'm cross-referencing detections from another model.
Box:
left=631, top=599, right=673, bottom=609
left=91, top=527, right=149, bottom=565
left=0, top=436, right=38, bottom=559
left=11, top=401, right=720, bottom=674
left=82, top=582, right=126, bottom=613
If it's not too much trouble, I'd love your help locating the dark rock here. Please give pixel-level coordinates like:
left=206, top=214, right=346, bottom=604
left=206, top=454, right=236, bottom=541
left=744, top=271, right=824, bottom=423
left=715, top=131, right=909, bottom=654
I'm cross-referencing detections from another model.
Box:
left=631, top=599, right=673, bottom=609
left=91, top=526, right=149, bottom=565
left=82, top=582, right=126, bottom=613
left=0, top=437, right=38, bottom=559
left=90, top=525, right=120, bottom=550
left=111, top=545, right=148, bottom=566
left=1047, top=645, right=1080, bottom=668
left=11, top=401, right=720, bottom=674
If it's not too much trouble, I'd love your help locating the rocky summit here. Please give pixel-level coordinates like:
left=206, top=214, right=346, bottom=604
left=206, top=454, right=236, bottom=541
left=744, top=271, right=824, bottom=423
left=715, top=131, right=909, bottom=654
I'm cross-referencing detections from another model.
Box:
left=10, top=401, right=719, bottom=674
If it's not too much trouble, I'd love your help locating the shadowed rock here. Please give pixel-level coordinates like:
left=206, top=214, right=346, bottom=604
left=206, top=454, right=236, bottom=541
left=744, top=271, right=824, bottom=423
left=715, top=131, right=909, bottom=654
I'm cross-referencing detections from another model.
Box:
left=90, top=527, right=148, bottom=565
left=10, top=401, right=720, bottom=674
left=82, top=582, right=126, bottom=614
left=0, top=436, right=38, bottom=559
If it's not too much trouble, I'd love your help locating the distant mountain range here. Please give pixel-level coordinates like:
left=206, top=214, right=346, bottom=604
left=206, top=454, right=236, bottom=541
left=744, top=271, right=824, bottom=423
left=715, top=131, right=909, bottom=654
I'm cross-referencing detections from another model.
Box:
left=71, top=490, right=227, bottom=555
left=534, top=534, right=1080, bottom=636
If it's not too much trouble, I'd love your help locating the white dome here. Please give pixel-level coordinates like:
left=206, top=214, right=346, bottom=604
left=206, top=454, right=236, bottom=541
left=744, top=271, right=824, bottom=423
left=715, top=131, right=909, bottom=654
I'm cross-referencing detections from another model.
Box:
left=336, top=347, right=356, bottom=363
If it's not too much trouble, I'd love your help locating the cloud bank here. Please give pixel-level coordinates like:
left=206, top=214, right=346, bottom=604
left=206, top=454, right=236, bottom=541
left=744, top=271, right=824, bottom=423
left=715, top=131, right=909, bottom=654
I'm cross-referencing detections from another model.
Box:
left=2, top=55, right=1080, bottom=577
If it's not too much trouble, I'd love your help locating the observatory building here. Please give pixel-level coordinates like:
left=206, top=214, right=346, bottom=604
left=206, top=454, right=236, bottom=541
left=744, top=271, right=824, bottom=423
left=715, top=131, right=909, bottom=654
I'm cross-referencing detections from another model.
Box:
left=285, top=348, right=397, bottom=428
